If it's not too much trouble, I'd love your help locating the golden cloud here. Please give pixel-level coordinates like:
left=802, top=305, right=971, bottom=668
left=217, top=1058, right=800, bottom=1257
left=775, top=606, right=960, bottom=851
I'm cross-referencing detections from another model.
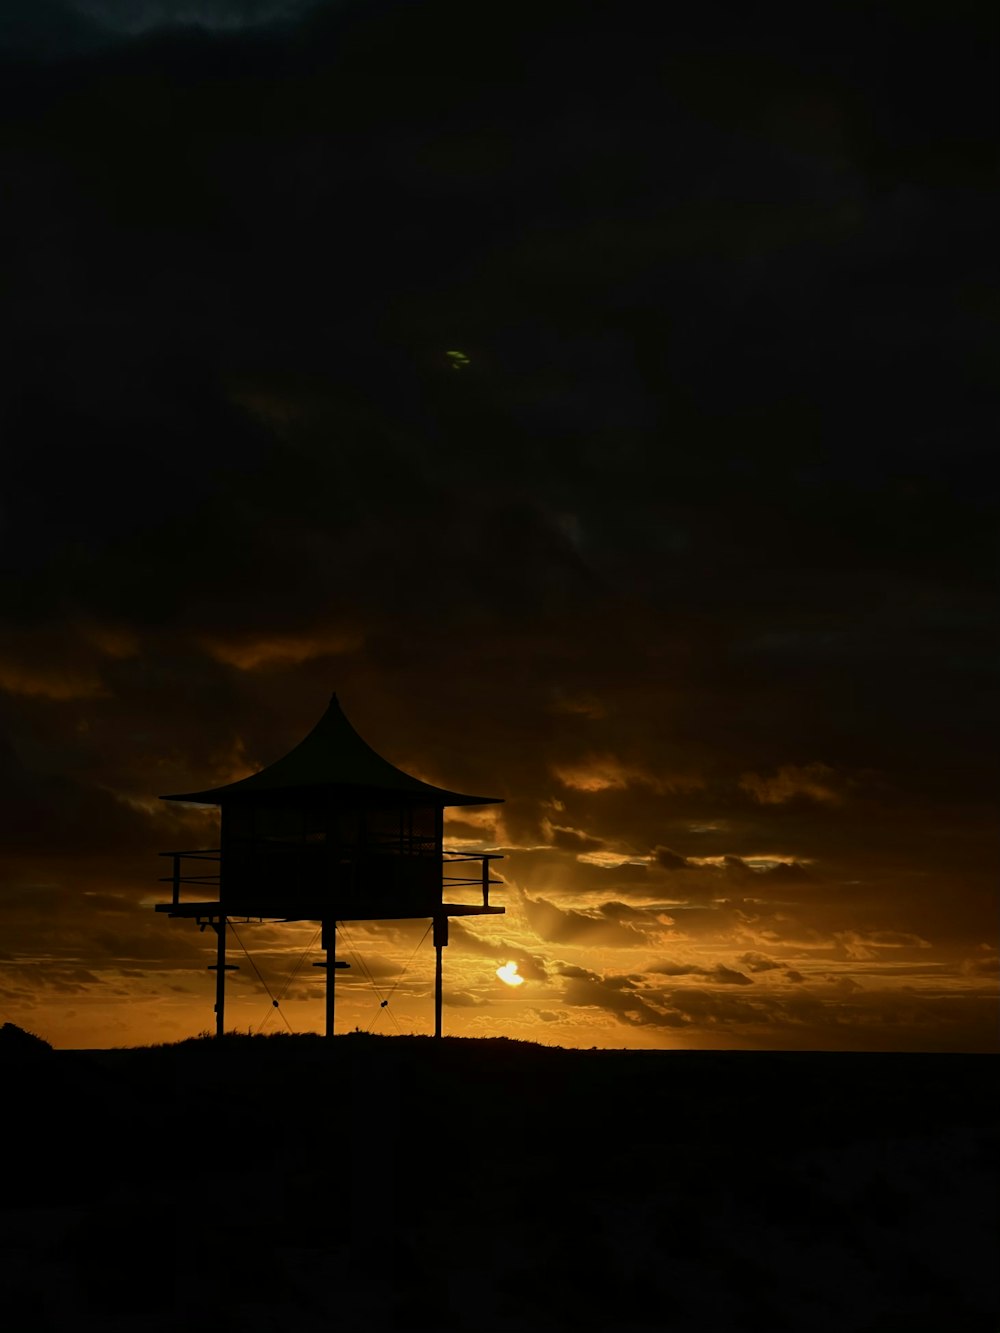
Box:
left=552, top=754, right=702, bottom=794
left=738, top=762, right=841, bottom=805
left=576, top=850, right=652, bottom=868
left=549, top=691, right=607, bottom=719
left=84, top=624, right=139, bottom=659
left=0, top=620, right=138, bottom=700
left=203, top=628, right=363, bottom=671
left=0, top=659, right=106, bottom=701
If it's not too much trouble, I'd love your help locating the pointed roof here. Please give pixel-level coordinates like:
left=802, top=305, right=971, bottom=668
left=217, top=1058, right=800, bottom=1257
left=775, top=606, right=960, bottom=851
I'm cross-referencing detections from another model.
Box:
left=161, top=694, right=502, bottom=807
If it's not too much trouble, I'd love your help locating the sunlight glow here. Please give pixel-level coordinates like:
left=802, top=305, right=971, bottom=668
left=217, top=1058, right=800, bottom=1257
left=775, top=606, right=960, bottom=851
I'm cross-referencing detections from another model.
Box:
left=496, top=961, right=525, bottom=987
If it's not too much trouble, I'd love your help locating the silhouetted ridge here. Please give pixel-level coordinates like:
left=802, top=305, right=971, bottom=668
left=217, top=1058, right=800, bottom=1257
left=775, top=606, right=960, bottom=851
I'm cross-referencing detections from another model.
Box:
left=0, top=1021, right=52, bottom=1056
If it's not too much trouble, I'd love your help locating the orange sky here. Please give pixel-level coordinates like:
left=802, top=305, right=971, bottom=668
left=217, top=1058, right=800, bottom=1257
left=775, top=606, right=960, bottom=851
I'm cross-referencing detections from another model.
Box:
left=1, top=677, right=995, bottom=1051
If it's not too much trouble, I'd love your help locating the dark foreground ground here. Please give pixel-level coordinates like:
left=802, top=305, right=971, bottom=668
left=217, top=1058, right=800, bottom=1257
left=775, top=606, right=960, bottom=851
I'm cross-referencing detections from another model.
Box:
left=0, top=1034, right=996, bottom=1331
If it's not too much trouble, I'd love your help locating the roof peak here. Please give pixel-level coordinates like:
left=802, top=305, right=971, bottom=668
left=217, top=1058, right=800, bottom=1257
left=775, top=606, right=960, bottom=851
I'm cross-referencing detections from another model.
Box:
left=161, top=694, right=502, bottom=808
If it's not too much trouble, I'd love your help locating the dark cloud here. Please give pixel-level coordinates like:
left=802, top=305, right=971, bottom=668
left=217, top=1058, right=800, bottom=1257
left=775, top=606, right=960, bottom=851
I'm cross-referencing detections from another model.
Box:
left=655, top=847, right=691, bottom=872
left=598, top=901, right=666, bottom=925
left=648, top=961, right=754, bottom=987
left=739, top=952, right=784, bottom=974
left=554, top=963, right=599, bottom=981
left=960, top=950, right=999, bottom=980
left=519, top=891, right=664, bottom=947
left=442, top=989, right=488, bottom=1008
left=738, top=763, right=842, bottom=807
left=829, top=977, right=864, bottom=995
left=758, top=861, right=814, bottom=886
left=647, top=959, right=707, bottom=978
left=713, top=965, right=755, bottom=987
left=557, top=968, right=690, bottom=1030
left=548, top=825, right=606, bottom=853
left=531, top=1009, right=565, bottom=1023
left=76, top=0, right=318, bottom=36
left=666, top=988, right=770, bottom=1026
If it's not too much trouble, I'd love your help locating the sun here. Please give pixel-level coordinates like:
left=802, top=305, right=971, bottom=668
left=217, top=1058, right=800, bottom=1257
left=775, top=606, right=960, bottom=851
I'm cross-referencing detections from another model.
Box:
left=496, top=961, right=525, bottom=987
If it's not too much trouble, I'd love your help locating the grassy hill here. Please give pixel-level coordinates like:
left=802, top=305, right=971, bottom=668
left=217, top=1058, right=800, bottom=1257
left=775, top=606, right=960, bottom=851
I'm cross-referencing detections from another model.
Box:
left=1, top=1034, right=996, bottom=1330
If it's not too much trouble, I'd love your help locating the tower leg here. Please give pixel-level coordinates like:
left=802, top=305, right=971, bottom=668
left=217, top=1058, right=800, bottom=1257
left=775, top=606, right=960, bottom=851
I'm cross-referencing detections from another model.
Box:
left=214, top=916, right=226, bottom=1039
left=323, top=919, right=336, bottom=1039
left=433, top=915, right=448, bottom=1039
left=435, top=945, right=443, bottom=1038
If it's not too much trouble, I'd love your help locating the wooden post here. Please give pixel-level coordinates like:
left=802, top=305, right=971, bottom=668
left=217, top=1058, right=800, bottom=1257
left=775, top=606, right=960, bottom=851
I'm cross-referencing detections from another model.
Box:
left=433, top=914, right=448, bottom=1038
left=434, top=943, right=443, bottom=1038
left=323, top=919, right=336, bottom=1039
left=214, top=915, right=226, bottom=1038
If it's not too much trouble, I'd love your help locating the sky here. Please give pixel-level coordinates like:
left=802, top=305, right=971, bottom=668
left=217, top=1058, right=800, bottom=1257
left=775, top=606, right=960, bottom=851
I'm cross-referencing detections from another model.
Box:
left=0, top=0, right=996, bottom=1050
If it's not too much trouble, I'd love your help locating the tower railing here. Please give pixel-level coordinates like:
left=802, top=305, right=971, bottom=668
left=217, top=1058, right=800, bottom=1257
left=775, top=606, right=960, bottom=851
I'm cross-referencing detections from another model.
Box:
left=159, top=848, right=221, bottom=907
left=159, top=846, right=503, bottom=909
left=442, top=849, right=505, bottom=908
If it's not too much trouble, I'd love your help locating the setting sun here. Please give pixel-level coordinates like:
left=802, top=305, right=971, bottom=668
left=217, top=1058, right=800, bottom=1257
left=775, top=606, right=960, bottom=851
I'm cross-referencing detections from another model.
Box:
left=496, top=961, right=525, bottom=987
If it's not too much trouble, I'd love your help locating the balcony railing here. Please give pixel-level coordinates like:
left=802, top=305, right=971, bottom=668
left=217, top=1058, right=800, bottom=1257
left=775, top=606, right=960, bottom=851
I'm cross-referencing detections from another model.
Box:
left=159, top=846, right=503, bottom=910
left=442, top=849, right=505, bottom=907
left=159, top=848, right=221, bottom=907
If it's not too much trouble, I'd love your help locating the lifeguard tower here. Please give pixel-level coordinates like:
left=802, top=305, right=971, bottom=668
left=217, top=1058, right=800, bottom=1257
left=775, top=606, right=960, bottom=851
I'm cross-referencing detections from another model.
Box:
left=155, top=694, right=504, bottom=1037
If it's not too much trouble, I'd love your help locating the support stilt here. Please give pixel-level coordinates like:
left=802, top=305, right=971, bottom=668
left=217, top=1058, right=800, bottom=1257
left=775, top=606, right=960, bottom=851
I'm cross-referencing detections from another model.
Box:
left=214, top=916, right=226, bottom=1038
left=433, top=915, right=448, bottom=1038
left=323, top=919, right=336, bottom=1039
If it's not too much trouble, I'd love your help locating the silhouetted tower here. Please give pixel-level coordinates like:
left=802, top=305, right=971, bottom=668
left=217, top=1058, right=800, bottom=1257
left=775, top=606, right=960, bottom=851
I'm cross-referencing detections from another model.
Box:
left=156, top=694, right=503, bottom=1037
